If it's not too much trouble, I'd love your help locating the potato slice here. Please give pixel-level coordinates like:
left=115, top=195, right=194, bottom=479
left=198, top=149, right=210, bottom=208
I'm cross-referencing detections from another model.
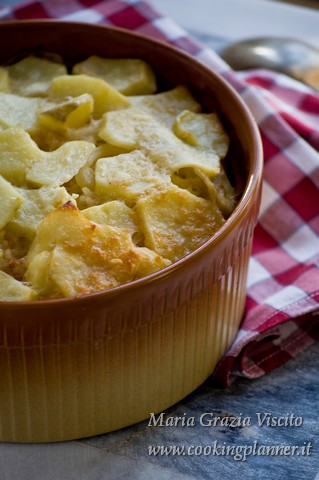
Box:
left=26, top=202, right=88, bottom=261
left=26, top=202, right=170, bottom=297
left=135, top=184, right=224, bottom=262
left=30, top=127, right=66, bottom=152
left=194, top=166, right=237, bottom=218
left=82, top=200, right=138, bottom=236
left=171, top=167, right=208, bottom=198
left=0, top=92, right=44, bottom=132
left=98, top=107, right=147, bottom=150
left=133, top=246, right=171, bottom=278
left=0, top=270, right=37, bottom=301
left=34, top=117, right=102, bottom=152
left=173, top=110, right=229, bottom=158
left=24, top=250, right=57, bottom=298
left=95, top=150, right=170, bottom=203
left=7, top=186, right=76, bottom=241
left=35, top=138, right=95, bottom=187
left=49, top=74, right=131, bottom=118
left=0, top=175, right=24, bottom=229
left=0, top=67, right=9, bottom=92
left=99, top=108, right=220, bottom=176
left=73, top=56, right=157, bottom=95
left=130, top=85, right=201, bottom=128
left=38, top=94, right=94, bottom=133
left=171, top=165, right=236, bottom=217
left=75, top=143, right=128, bottom=191
left=48, top=240, right=131, bottom=297
left=7, top=56, right=67, bottom=97
left=26, top=203, right=139, bottom=296
left=47, top=230, right=170, bottom=297
left=0, top=127, right=41, bottom=186
left=0, top=126, right=95, bottom=187
left=65, top=118, right=102, bottom=145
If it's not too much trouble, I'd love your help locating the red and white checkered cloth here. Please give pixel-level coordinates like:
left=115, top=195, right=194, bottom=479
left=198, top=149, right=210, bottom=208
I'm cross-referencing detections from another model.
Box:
left=1, top=0, right=318, bottom=387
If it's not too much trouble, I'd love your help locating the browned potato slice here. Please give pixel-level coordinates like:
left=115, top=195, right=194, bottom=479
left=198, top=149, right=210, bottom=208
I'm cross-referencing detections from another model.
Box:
left=133, top=246, right=171, bottom=278
left=26, top=202, right=168, bottom=297
left=135, top=184, right=224, bottom=262
left=27, top=202, right=94, bottom=261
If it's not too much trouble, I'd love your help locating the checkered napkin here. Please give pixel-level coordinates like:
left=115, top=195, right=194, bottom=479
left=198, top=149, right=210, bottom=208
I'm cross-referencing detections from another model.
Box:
left=2, top=0, right=319, bottom=387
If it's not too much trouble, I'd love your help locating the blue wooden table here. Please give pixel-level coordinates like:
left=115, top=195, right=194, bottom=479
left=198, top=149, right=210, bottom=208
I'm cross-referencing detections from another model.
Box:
left=78, top=341, right=319, bottom=480
left=1, top=341, right=318, bottom=479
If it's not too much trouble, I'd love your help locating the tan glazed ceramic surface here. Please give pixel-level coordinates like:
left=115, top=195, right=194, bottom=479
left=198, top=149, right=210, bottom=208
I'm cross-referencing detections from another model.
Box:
left=0, top=21, right=263, bottom=442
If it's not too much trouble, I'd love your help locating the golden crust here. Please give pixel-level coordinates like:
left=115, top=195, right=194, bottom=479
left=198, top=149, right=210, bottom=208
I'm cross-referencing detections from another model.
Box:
left=135, top=185, right=225, bottom=262
left=25, top=203, right=170, bottom=298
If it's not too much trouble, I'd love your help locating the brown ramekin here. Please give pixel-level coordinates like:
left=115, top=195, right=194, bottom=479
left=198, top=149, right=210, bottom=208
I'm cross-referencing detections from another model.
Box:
left=0, top=21, right=263, bottom=442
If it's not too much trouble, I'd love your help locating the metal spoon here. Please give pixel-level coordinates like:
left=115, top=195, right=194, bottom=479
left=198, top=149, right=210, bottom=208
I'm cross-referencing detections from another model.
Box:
left=220, top=37, right=319, bottom=90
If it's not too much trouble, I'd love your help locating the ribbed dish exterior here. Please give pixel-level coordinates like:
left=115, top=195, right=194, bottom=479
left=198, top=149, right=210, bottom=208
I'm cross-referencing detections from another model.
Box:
left=0, top=219, right=255, bottom=442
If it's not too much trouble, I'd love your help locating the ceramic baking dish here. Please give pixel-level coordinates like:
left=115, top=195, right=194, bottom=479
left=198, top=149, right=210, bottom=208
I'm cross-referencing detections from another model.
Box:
left=0, top=21, right=263, bottom=442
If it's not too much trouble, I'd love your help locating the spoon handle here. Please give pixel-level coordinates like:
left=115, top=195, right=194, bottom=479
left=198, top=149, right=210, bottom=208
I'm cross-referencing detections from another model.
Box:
left=220, top=37, right=319, bottom=91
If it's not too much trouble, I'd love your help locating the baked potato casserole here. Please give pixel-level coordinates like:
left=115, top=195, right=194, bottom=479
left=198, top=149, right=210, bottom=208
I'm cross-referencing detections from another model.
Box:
left=0, top=55, right=236, bottom=301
